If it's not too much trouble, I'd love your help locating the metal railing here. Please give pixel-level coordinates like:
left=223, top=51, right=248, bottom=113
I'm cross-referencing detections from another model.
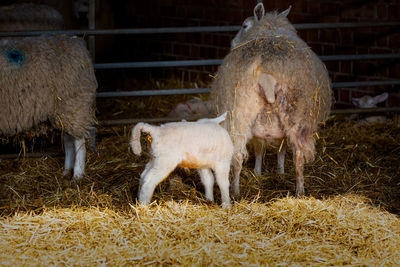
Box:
left=0, top=9, right=399, bottom=123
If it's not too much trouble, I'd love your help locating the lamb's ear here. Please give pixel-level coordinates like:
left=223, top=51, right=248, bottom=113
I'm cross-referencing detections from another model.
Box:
left=254, top=2, right=265, bottom=21
left=279, top=5, right=292, bottom=18
left=373, top=92, right=388, bottom=104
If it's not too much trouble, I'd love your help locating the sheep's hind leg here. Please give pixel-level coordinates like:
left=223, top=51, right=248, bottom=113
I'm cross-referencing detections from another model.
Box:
left=72, top=137, right=86, bottom=180
left=198, top=168, right=215, bottom=202
left=231, top=154, right=243, bottom=199
left=277, top=145, right=286, bottom=175
left=138, top=158, right=176, bottom=205
left=63, top=134, right=75, bottom=176
left=253, top=139, right=265, bottom=176
left=294, top=149, right=305, bottom=197
left=214, top=162, right=231, bottom=209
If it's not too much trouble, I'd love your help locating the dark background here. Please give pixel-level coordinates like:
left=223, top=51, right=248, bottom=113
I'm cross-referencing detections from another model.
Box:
left=2, top=0, right=400, bottom=107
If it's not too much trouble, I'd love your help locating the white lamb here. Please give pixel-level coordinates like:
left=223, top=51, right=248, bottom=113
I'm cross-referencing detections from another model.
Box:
left=130, top=113, right=233, bottom=208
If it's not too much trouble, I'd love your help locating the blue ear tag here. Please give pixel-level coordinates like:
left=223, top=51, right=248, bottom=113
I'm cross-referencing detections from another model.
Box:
left=6, top=49, right=25, bottom=66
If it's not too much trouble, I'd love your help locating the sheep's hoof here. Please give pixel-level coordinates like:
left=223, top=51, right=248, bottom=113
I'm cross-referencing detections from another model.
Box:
left=62, top=169, right=71, bottom=176
left=230, top=187, right=240, bottom=199
left=295, top=188, right=305, bottom=198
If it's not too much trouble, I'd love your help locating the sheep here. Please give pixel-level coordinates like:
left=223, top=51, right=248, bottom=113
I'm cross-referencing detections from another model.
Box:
left=0, top=3, right=64, bottom=32
left=0, top=35, right=97, bottom=179
left=130, top=113, right=233, bottom=209
left=167, top=97, right=211, bottom=119
left=168, top=97, right=285, bottom=176
left=209, top=3, right=332, bottom=197
left=351, top=92, right=389, bottom=123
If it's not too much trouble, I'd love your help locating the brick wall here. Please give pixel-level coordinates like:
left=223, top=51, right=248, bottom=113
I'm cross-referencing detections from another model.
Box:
left=113, top=0, right=399, bottom=107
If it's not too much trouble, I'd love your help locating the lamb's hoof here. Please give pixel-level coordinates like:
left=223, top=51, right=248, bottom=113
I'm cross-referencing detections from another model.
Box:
left=222, top=202, right=232, bottom=210
left=72, top=173, right=84, bottom=181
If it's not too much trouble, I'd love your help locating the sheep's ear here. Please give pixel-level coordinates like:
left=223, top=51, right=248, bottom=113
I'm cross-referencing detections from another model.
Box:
left=279, top=5, right=291, bottom=18
left=253, top=3, right=265, bottom=21
left=373, top=92, right=388, bottom=104
left=351, top=97, right=361, bottom=107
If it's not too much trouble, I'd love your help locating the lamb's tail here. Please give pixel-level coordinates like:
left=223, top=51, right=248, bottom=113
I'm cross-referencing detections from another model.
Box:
left=130, top=123, right=155, bottom=156
left=214, top=112, right=227, bottom=124
left=197, top=112, right=227, bottom=124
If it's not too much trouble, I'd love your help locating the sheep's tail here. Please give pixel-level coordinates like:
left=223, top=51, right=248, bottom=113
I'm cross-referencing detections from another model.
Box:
left=130, top=122, right=155, bottom=156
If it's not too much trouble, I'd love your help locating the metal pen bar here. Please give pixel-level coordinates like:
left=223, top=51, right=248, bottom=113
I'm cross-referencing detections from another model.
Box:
left=99, top=107, right=400, bottom=126
left=331, top=107, right=400, bottom=115
left=88, top=0, right=96, bottom=61
left=94, top=59, right=223, bottom=69
left=321, top=54, right=400, bottom=61
left=332, top=80, right=400, bottom=88
left=96, top=88, right=211, bottom=97
left=94, top=54, right=400, bottom=69
left=0, top=21, right=399, bottom=37
left=294, top=21, right=400, bottom=30
left=96, top=80, right=400, bottom=98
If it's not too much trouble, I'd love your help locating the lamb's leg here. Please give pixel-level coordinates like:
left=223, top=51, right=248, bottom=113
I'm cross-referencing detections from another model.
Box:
left=214, top=162, right=231, bottom=209
left=138, top=158, right=176, bottom=204
left=140, top=161, right=153, bottom=187
left=198, top=168, right=215, bottom=202
left=231, top=153, right=243, bottom=198
left=294, top=148, right=305, bottom=197
left=72, top=137, right=86, bottom=180
left=63, top=134, right=75, bottom=176
left=253, top=139, right=265, bottom=176
left=277, top=145, right=286, bottom=175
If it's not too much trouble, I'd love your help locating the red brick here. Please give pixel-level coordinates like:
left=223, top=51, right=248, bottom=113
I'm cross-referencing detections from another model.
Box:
left=306, top=29, right=320, bottom=43
left=388, top=4, right=400, bottom=20
left=388, top=93, right=400, bottom=107
left=308, top=1, right=320, bottom=14
left=376, top=4, right=388, bottom=18
left=309, top=43, right=323, bottom=55
left=323, top=44, right=335, bottom=55
left=338, top=88, right=351, bottom=103
left=320, top=29, right=339, bottom=43
left=340, top=61, right=353, bottom=74
left=363, top=5, right=376, bottom=19
left=325, top=61, right=340, bottom=73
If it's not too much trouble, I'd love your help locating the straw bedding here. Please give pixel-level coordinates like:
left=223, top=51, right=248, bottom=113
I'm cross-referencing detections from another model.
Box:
left=0, top=82, right=399, bottom=264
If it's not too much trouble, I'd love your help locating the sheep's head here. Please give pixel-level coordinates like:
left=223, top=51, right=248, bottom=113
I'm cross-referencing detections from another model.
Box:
left=352, top=93, right=388, bottom=108
left=231, top=3, right=293, bottom=49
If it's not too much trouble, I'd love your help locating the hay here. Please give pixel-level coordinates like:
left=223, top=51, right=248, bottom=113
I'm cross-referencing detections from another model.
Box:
left=0, top=196, right=399, bottom=265
left=1, top=76, right=400, bottom=265
left=0, top=118, right=399, bottom=265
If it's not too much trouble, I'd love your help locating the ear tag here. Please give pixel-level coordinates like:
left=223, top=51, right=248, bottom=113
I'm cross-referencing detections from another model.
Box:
left=147, top=135, right=152, bottom=143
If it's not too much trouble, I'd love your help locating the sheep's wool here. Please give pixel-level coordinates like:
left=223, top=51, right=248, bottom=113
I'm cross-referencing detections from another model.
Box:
left=210, top=10, right=332, bottom=163
left=0, top=35, right=97, bottom=138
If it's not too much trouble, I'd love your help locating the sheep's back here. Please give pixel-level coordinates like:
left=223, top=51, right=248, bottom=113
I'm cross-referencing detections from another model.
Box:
left=152, top=122, right=233, bottom=163
left=212, top=32, right=331, bottom=130
left=0, top=35, right=97, bottom=137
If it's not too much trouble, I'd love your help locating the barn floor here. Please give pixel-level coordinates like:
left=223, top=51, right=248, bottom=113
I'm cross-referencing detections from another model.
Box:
left=0, top=111, right=399, bottom=265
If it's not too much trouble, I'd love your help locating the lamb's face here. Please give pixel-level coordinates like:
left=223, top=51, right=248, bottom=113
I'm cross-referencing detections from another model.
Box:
left=231, top=17, right=255, bottom=49
left=352, top=93, right=388, bottom=108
